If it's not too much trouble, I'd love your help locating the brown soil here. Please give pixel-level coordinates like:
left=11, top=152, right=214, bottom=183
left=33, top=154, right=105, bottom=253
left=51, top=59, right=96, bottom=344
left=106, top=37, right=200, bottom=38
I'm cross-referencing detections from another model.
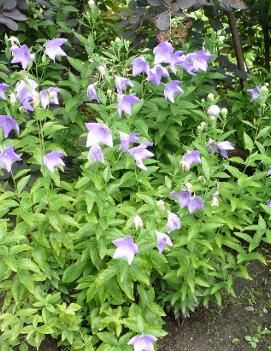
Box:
left=158, top=262, right=271, bottom=351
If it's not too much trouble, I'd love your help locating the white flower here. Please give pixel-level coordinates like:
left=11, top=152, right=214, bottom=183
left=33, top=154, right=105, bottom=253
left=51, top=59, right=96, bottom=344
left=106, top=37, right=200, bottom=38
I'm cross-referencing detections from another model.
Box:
left=207, top=93, right=215, bottom=102
left=207, top=104, right=220, bottom=117
left=88, top=0, right=95, bottom=7
left=98, top=64, right=106, bottom=78
left=221, top=107, right=228, bottom=116
left=211, top=191, right=220, bottom=207
left=185, top=182, right=193, bottom=192
left=133, top=215, right=143, bottom=229
left=156, top=200, right=165, bottom=211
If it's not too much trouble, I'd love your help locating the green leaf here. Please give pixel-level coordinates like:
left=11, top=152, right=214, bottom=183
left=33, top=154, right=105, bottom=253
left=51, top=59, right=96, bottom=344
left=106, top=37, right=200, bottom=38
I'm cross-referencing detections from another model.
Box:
left=62, top=261, right=86, bottom=284
left=243, top=132, right=254, bottom=152
left=17, top=175, right=31, bottom=193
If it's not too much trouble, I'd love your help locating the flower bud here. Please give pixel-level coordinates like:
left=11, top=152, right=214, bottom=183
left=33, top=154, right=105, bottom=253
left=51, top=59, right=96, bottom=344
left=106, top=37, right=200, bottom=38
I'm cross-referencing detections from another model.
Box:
left=9, top=93, right=17, bottom=105
left=221, top=107, right=228, bottom=117
left=198, top=176, right=206, bottom=184
left=88, top=0, right=95, bottom=7
left=197, top=121, right=208, bottom=131
left=211, top=191, right=220, bottom=207
left=207, top=105, right=220, bottom=118
left=207, top=93, right=215, bottom=102
left=185, top=182, right=193, bottom=192
left=157, top=200, right=165, bottom=211
left=133, top=215, right=143, bottom=229
left=264, top=82, right=269, bottom=87
left=97, top=64, right=106, bottom=78
left=210, top=115, right=217, bottom=123
left=9, top=36, right=20, bottom=48
left=180, top=160, right=190, bottom=171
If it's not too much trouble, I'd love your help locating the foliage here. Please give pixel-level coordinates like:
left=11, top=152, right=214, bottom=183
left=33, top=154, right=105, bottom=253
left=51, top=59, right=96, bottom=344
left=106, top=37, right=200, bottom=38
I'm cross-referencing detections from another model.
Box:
left=0, top=0, right=27, bottom=31
left=0, top=2, right=270, bottom=351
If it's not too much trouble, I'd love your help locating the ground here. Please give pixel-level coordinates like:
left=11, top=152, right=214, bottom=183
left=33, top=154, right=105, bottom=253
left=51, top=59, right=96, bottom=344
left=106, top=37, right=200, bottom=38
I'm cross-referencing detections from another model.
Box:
left=37, top=262, right=271, bottom=351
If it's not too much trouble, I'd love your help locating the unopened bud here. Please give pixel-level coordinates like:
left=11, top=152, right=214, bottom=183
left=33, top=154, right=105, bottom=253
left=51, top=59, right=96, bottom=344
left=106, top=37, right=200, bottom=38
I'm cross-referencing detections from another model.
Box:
left=198, top=176, right=206, bottom=184
left=211, top=191, right=220, bottom=207
left=264, top=82, right=269, bottom=87
left=88, top=0, right=95, bottom=7
left=157, top=200, right=165, bottom=211
left=97, top=64, right=106, bottom=78
left=207, top=93, right=215, bottom=102
left=180, top=160, right=190, bottom=171
left=207, top=105, right=220, bottom=118
left=197, top=121, right=208, bottom=131
left=260, top=85, right=269, bottom=95
left=9, top=36, right=20, bottom=48
left=133, top=215, right=143, bottom=229
left=185, top=182, right=193, bottom=192
left=221, top=107, right=228, bottom=116
left=9, top=93, right=17, bottom=104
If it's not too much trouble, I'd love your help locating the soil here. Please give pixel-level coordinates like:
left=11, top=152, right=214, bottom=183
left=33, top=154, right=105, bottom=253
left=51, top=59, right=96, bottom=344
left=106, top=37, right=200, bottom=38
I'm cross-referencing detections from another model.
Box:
left=36, top=262, right=271, bottom=351
left=158, top=262, right=271, bottom=351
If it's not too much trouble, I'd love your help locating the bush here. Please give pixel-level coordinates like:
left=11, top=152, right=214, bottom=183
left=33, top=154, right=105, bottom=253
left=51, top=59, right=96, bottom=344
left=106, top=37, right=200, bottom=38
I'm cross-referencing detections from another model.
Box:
left=0, top=19, right=270, bottom=351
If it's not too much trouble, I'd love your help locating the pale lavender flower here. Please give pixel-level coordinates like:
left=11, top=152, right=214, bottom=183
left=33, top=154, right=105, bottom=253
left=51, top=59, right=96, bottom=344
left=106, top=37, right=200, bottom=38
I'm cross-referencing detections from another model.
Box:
left=134, top=215, right=143, bottom=229
left=208, top=140, right=235, bottom=158
left=171, top=189, right=191, bottom=208
left=115, top=76, right=134, bottom=94
left=0, top=83, right=8, bottom=100
left=156, top=231, right=173, bottom=254
left=85, top=123, right=113, bottom=147
left=128, top=334, right=158, bottom=351
left=268, top=168, right=271, bottom=177
left=167, top=212, right=181, bottom=233
left=45, top=38, right=67, bottom=62
left=132, top=56, right=150, bottom=76
left=112, top=235, right=139, bottom=265
left=180, top=150, right=201, bottom=171
left=247, top=86, right=260, bottom=101
left=168, top=50, right=184, bottom=73
left=43, top=151, right=65, bottom=172
left=40, top=87, right=60, bottom=108
left=164, top=80, right=184, bottom=103
left=179, top=49, right=212, bottom=74
left=88, top=144, right=104, bottom=163
left=153, top=41, right=174, bottom=65
left=87, top=84, right=100, bottom=102
left=119, top=131, right=140, bottom=151
left=117, top=94, right=140, bottom=116
left=10, top=44, right=34, bottom=69
left=148, top=65, right=169, bottom=85
left=128, top=141, right=154, bottom=170
left=0, top=146, right=21, bottom=172
left=187, top=196, right=204, bottom=214
left=15, top=79, right=38, bottom=112
left=267, top=200, right=271, bottom=208
left=0, top=115, right=19, bottom=138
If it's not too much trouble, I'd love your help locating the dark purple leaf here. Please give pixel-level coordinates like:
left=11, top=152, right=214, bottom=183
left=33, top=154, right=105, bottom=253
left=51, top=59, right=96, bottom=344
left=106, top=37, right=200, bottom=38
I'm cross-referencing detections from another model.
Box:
left=1, top=0, right=16, bottom=10
left=147, top=0, right=163, bottom=5
left=0, top=14, right=18, bottom=30
left=156, top=11, right=170, bottom=30
left=175, top=0, right=197, bottom=9
left=3, top=9, right=27, bottom=21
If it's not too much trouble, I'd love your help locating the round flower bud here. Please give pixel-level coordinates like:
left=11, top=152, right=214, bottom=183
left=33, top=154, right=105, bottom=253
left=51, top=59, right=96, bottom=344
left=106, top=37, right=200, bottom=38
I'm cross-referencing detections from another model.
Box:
left=185, top=182, right=193, bottom=192
left=207, top=93, right=215, bottom=102
left=264, top=82, right=269, bottom=87
left=133, top=215, right=143, bottom=229
left=211, top=191, right=220, bottom=208
left=210, top=115, right=217, bottom=123
left=97, top=64, right=106, bottom=78
left=207, top=105, right=220, bottom=117
left=88, top=0, right=95, bottom=7
left=221, top=107, right=228, bottom=117
left=9, top=93, right=17, bottom=105
left=156, top=200, right=165, bottom=211
left=197, top=121, right=208, bottom=131
left=9, top=36, right=20, bottom=48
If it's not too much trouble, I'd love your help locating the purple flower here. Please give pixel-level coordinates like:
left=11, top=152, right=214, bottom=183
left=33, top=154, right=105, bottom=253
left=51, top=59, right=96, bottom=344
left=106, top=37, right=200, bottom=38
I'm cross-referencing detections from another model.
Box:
left=148, top=65, right=169, bottom=85
left=10, top=44, right=34, bottom=70
left=43, top=151, right=65, bottom=172
left=164, top=80, right=183, bottom=103
left=267, top=200, right=271, bottom=208
left=132, top=56, right=150, bottom=77
left=117, top=94, right=140, bottom=116
left=268, top=168, right=271, bottom=177
left=208, top=140, right=235, bottom=158
left=40, top=87, right=60, bottom=109
left=85, top=123, right=113, bottom=147
left=167, top=212, right=181, bottom=233
left=171, top=189, right=191, bottom=208
left=168, top=50, right=184, bottom=73
left=128, top=141, right=154, bottom=170
left=15, top=79, right=38, bottom=112
left=0, top=115, right=19, bottom=138
left=179, top=49, right=212, bottom=74
left=115, top=76, right=133, bottom=94
left=247, top=86, right=260, bottom=101
left=112, top=235, right=139, bottom=265
left=0, top=146, right=21, bottom=172
left=128, top=334, right=157, bottom=351
left=180, top=150, right=201, bottom=171
left=45, top=38, right=67, bottom=62
left=156, top=231, right=173, bottom=254
left=88, top=144, right=104, bottom=163
left=187, top=196, right=204, bottom=214
left=87, top=84, right=100, bottom=102
left=153, top=41, right=174, bottom=65
left=119, top=131, right=140, bottom=151
left=0, top=83, right=8, bottom=100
